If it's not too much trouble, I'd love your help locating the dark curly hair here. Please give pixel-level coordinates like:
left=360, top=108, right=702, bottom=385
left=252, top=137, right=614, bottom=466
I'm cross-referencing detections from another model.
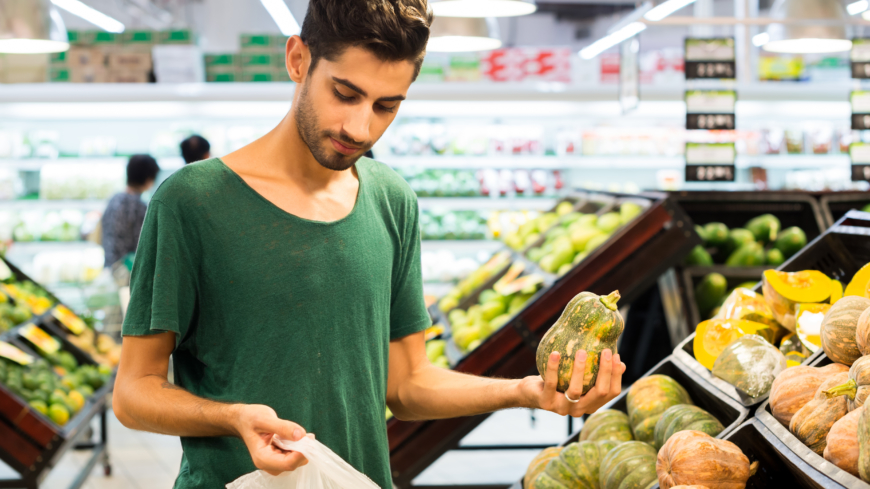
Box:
left=299, top=0, right=432, bottom=81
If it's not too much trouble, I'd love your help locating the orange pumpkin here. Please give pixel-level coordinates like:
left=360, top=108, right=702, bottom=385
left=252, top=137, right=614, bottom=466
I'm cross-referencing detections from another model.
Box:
left=790, top=371, right=851, bottom=455
left=824, top=405, right=863, bottom=477
left=857, top=307, right=870, bottom=356
left=769, top=363, right=850, bottom=426
left=656, top=430, right=757, bottom=489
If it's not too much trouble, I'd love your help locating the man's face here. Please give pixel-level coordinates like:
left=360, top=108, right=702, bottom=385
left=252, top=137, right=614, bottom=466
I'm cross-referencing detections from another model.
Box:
left=293, top=46, right=415, bottom=171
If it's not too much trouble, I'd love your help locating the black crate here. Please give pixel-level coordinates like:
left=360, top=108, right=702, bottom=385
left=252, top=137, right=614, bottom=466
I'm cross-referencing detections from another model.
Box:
left=673, top=210, right=870, bottom=407
left=723, top=420, right=841, bottom=489
left=510, top=355, right=749, bottom=488
left=820, top=192, right=870, bottom=228
left=681, top=265, right=770, bottom=328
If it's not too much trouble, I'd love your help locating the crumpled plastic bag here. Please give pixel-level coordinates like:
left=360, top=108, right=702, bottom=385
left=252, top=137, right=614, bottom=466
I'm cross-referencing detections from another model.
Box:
left=226, top=436, right=380, bottom=489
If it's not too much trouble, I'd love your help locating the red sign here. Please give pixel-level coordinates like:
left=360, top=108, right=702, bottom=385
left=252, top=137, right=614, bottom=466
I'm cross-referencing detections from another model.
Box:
left=480, top=48, right=571, bottom=82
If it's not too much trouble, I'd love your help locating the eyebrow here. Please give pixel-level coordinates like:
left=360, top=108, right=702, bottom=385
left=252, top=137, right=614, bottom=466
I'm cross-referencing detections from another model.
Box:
left=333, top=77, right=406, bottom=103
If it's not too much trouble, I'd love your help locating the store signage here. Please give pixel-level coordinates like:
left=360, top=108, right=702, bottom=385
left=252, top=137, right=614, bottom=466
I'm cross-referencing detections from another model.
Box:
left=620, top=38, right=640, bottom=113
left=850, top=142, right=870, bottom=181
left=686, top=90, right=736, bottom=130
left=685, top=142, right=736, bottom=182
left=852, top=91, right=870, bottom=130
left=684, top=38, right=736, bottom=80
left=851, top=39, right=870, bottom=79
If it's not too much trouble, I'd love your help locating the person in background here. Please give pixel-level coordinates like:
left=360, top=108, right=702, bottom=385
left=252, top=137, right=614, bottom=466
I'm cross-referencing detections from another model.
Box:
left=180, top=135, right=211, bottom=164
left=101, top=154, right=160, bottom=267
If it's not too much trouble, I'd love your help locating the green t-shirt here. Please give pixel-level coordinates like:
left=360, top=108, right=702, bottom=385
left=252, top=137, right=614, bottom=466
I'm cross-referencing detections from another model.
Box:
left=122, top=158, right=430, bottom=488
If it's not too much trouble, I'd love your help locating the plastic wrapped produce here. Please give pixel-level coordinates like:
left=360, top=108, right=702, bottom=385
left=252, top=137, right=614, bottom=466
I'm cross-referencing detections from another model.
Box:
left=712, top=334, right=787, bottom=398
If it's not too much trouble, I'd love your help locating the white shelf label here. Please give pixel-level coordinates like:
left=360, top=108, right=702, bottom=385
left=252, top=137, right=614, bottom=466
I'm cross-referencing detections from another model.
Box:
left=686, top=143, right=736, bottom=165
left=686, top=90, right=737, bottom=114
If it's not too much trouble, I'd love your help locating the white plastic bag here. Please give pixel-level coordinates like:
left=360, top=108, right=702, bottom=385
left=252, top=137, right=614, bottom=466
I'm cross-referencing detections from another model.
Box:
left=226, top=436, right=381, bottom=489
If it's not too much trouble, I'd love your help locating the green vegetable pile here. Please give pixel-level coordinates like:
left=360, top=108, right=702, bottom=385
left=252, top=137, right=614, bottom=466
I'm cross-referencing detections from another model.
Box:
left=448, top=285, right=540, bottom=352
left=694, top=273, right=759, bottom=319
left=426, top=340, right=449, bottom=369
left=685, top=214, right=807, bottom=268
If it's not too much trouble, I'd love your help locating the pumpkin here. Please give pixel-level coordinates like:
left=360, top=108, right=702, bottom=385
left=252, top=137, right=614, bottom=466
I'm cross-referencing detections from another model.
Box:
left=769, top=363, right=850, bottom=426
left=795, top=303, right=829, bottom=353
left=859, top=402, right=870, bottom=482
left=599, top=441, right=657, bottom=489
left=711, top=335, right=786, bottom=398
left=693, top=319, right=776, bottom=370
left=525, top=447, right=562, bottom=489
left=653, top=404, right=724, bottom=450
left=823, top=405, right=863, bottom=477
left=823, top=355, right=870, bottom=411
left=580, top=409, right=633, bottom=442
left=831, top=280, right=845, bottom=304
left=857, top=307, right=870, bottom=356
left=790, top=371, right=851, bottom=455
left=846, top=263, right=870, bottom=298
left=537, top=291, right=624, bottom=394
left=820, top=296, right=870, bottom=366
left=656, top=430, right=757, bottom=489
left=533, top=440, right=621, bottom=489
left=714, top=288, right=783, bottom=340
left=762, top=270, right=832, bottom=331
left=626, top=375, right=692, bottom=444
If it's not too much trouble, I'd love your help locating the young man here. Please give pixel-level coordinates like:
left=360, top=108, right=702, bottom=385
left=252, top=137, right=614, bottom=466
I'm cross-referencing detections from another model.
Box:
left=112, top=1, right=625, bottom=487
left=100, top=154, right=160, bottom=267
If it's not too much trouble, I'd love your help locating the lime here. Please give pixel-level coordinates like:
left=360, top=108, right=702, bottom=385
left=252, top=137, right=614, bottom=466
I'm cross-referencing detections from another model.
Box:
left=77, top=385, right=94, bottom=397
left=58, top=352, right=78, bottom=372
left=29, top=400, right=48, bottom=415
left=67, top=390, right=85, bottom=413
left=48, top=403, right=70, bottom=426
left=49, top=390, right=68, bottom=407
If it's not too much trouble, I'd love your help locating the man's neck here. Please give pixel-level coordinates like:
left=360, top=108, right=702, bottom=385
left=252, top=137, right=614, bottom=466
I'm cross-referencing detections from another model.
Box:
left=126, top=185, right=144, bottom=195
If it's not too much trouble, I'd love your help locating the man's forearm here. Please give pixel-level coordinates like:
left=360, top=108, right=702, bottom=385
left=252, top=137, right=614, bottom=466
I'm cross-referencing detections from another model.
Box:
left=390, top=364, right=529, bottom=421
left=115, top=373, right=240, bottom=437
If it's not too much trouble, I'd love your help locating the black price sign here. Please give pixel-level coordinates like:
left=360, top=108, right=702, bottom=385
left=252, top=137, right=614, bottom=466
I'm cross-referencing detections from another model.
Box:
left=687, top=113, right=735, bottom=130
left=686, top=90, right=736, bottom=130
left=851, top=92, right=870, bottom=130
left=852, top=40, right=870, bottom=79
left=685, top=143, right=736, bottom=182
left=851, top=143, right=870, bottom=182
left=686, top=165, right=735, bottom=182
left=685, top=38, right=736, bottom=81
left=853, top=165, right=870, bottom=181
left=852, top=114, right=870, bottom=131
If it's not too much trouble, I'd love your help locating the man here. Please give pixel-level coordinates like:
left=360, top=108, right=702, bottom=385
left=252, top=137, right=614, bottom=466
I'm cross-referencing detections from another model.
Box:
left=180, top=135, right=211, bottom=164
left=113, top=1, right=625, bottom=487
left=100, top=154, right=160, bottom=267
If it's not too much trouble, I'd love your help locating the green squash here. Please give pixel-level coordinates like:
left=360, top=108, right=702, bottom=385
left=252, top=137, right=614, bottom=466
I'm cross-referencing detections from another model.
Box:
left=695, top=273, right=727, bottom=318
left=598, top=441, right=658, bottom=489
left=725, top=242, right=765, bottom=267
left=745, top=214, right=781, bottom=244
left=702, top=222, right=729, bottom=248
left=653, top=404, right=725, bottom=450
left=525, top=447, right=563, bottom=489
left=775, top=226, right=807, bottom=258
left=712, top=334, right=786, bottom=398
left=626, top=375, right=692, bottom=444
left=580, top=409, right=633, bottom=442
left=536, top=291, right=624, bottom=394
left=684, top=245, right=713, bottom=267
left=533, top=440, right=621, bottom=489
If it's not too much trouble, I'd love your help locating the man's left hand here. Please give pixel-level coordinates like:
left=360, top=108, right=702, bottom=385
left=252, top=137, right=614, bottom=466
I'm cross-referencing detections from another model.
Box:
left=519, top=349, right=625, bottom=417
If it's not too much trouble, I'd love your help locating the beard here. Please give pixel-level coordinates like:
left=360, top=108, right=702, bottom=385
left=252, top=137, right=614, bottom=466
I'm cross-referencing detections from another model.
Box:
left=295, top=82, right=372, bottom=172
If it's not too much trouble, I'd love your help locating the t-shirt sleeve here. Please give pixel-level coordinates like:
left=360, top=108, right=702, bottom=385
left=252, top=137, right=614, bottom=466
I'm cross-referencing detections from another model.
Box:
left=389, top=197, right=431, bottom=340
left=122, top=199, right=197, bottom=346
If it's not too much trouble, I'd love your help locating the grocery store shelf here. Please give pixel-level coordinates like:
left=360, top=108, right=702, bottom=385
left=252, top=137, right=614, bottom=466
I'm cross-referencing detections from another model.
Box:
left=0, top=157, right=185, bottom=171
left=735, top=154, right=850, bottom=169
left=417, top=197, right=558, bottom=210
left=387, top=156, right=685, bottom=169
left=421, top=240, right=502, bottom=254
left=0, top=199, right=107, bottom=210
left=7, top=241, right=100, bottom=253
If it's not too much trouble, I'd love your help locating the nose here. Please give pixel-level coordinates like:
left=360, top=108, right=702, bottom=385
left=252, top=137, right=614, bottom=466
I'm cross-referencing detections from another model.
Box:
left=342, top=104, right=371, bottom=146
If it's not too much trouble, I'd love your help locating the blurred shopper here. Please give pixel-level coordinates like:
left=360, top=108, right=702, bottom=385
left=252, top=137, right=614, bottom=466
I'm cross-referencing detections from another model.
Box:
left=180, top=135, right=211, bottom=164
left=101, top=154, right=160, bottom=267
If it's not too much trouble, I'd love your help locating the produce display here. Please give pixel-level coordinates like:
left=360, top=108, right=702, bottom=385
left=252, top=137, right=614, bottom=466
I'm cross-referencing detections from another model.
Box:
left=528, top=439, right=619, bottom=489
left=823, top=405, right=862, bottom=477
left=789, top=370, right=851, bottom=454
left=768, top=363, right=849, bottom=426
left=437, top=251, right=511, bottom=312
left=425, top=339, right=449, bottom=369
left=503, top=203, right=571, bottom=251
left=579, top=410, right=633, bottom=442
left=711, top=334, right=786, bottom=398
left=686, top=215, right=808, bottom=268
left=526, top=203, right=644, bottom=275
left=0, top=280, right=54, bottom=333
left=626, top=375, right=692, bottom=444
left=653, top=404, right=724, bottom=450
left=599, top=441, right=657, bottom=489
left=420, top=210, right=487, bottom=240
left=656, top=430, right=757, bottom=489
left=536, top=291, right=623, bottom=394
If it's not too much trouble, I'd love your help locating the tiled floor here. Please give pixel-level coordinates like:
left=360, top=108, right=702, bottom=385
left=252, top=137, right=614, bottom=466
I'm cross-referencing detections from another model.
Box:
left=0, top=407, right=576, bottom=488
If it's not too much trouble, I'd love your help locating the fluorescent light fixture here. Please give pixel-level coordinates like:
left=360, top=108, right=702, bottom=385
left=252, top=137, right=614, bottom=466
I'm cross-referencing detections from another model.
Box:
left=763, top=38, right=852, bottom=54
left=431, top=0, right=536, bottom=18
left=644, top=0, right=697, bottom=22
left=752, top=32, right=770, bottom=47
left=0, top=0, right=70, bottom=54
left=579, top=22, right=646, bottom=60
left=848, top=0, right=869, bottom=15
left=260, top=0, right=300, bottom=36
left=0, top=39, right=68, bottom=53
left=762, top=0, right=851, bottom=54
left=51, top=0, right=124, bottom=33
left=428, top=16, right=501, bottom=52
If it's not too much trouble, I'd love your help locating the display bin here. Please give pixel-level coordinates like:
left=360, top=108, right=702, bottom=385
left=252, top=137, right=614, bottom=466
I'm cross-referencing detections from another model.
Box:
left=819, top=192, right=870, bottom=228
left=673, top=210, right=870, bottom=408
left=680, top=265, right=769, bottom=328
left=0, top=258, right=113, bottom=489
left=505, top=355, right=749, bottom=489
left=389, top=192, right=701, bottom=489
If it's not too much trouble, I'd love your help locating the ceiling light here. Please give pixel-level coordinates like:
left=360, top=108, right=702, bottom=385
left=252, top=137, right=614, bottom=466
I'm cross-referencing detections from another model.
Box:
left=644, top=0, right=698, bottom=22
left=580, top=22, right=646, bottom=60
left=51, top=0, right=124, bottom=33
left=762, top=0, right=851, bottom=54
left=864, top=10, right=870, bottom=20
left=848, top=0, right=869, bottom=15
left=431, top=0, right=536, bottom=18
left=427, top=16, right=502, bottom=52
left=752, top=32, right=770, bottom=47
left=0, top=0, right=69, bottom=54
left=260, top=0, right=300, bottom=36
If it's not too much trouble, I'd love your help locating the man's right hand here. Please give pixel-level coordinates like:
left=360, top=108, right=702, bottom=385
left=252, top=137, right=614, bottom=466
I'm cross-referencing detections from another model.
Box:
left=233, top=404, right=310, bottom=476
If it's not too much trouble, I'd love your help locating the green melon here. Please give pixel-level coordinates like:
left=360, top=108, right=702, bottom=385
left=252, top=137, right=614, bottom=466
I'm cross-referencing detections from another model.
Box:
left=599, top=441, right=658, bottom=489
left=626, top=375, right=692, bottom=443
left=580, top=409, right=633, bottom=442
left=653, top=404, right=725, bottom=450
left=533, top=440, right=621, bottom=489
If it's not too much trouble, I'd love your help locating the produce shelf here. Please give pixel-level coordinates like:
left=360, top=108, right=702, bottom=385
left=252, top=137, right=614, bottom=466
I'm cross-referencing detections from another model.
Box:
left=673, top=210, right=870, bottom=408
left=680, top=265, right=771, bottom=329
left=389, top=191, right=700, bottom=488
left=819, top=193, right=870, bottom=228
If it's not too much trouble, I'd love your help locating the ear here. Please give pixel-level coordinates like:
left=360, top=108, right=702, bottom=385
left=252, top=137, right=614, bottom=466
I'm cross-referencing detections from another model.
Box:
left=285, top=36, right=310, bottom=84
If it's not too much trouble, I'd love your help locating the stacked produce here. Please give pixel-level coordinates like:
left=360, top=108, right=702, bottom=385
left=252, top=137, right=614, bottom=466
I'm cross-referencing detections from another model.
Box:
left=685, top=214, right=808, bottom=268
left=437, top=251, right=511, bottom=312
left=425, top=339, right=449, bottom=369
left=526, top=203, right=643, bottom=275
left=502, top=202, right=570, bottom=252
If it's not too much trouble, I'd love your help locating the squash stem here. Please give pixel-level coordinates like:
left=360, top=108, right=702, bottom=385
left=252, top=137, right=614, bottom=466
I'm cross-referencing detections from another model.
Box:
left=600, top=291, right=621, bottom=311
left=823, top=379, right=857, bottom=400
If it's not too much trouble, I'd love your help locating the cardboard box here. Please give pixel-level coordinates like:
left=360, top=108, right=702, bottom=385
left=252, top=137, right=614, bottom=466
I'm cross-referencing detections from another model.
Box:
left=159, top=30, right=193, bottom=45
left=240, top=33, right=274, bottom=52
left=152, top=45, right=204, bottom=83
left=49, top=68, right=70, bottom=82
left=240, top=54, right=271, bottom=67
left=50, top=51, right=67, bottom=66
left=272, top=35, right=288, bottom=53
left=240, top=68, right=273, bottom=82
left=0, top=68, right=47, bottom=84
left=74, top=30, right=118, bottom=45
left=122, top=30, right=155, bottom=45
left=108, top=52, right=152, bottom=71
left=206, top=72, right=237, bottom=82
left=66, top=47, right=105, bottom=69
left=204, top=54, right=238, bottom=69
left=69, top=67, right=108, bottom=83
left=107, top=69, right=150, bottom=83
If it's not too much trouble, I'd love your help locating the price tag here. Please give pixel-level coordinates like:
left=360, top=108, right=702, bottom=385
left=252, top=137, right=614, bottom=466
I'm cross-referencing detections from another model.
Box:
left=686, top=90, right=736, bottom=113
left=685, top=38, right=736, bottom=80
left=853, top=92, right=870, bottom=130
left=685, top=143, right=736, bottom=182
left=0, top=341, right=33, bottom=365
left=52, top=305, right=86, bottom=335
left=850, top=143, right=870, bottom=181
left=686, top=165, right=735, bottom=182
left=852, top=39, right=870, bottom=79
left=19, top=324, right=60, bottom=355
left=687, top=113, right=735, bottom=130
